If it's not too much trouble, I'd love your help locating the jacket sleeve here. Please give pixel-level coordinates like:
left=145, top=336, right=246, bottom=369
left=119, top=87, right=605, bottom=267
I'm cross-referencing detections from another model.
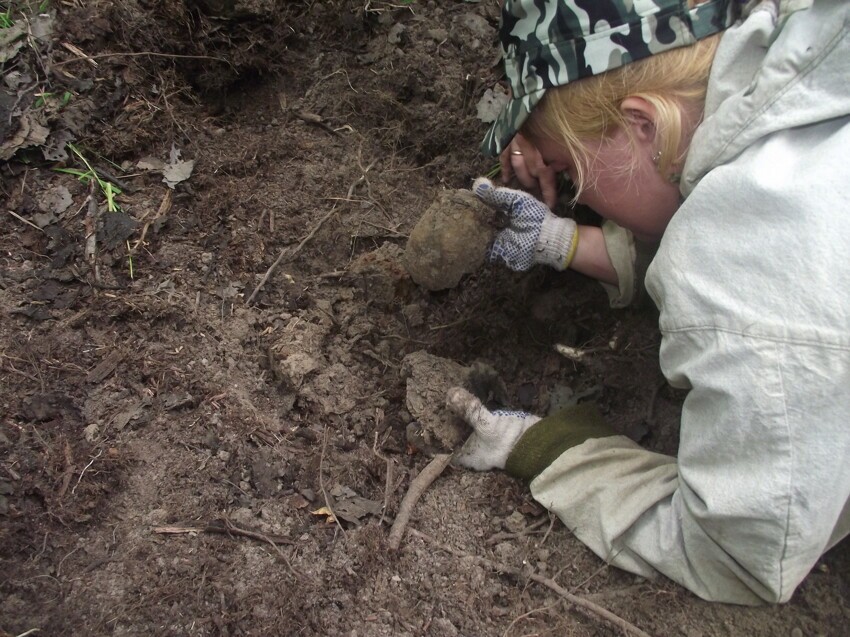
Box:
left=598, top=221, right=658, bottom=309
left=507, top=327, right=850, bottom=605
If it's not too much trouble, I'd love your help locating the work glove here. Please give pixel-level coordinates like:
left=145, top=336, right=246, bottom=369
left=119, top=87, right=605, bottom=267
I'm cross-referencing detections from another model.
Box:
left=447, top=386, right=616, bottom=480
left=446, top=387, right=540, bottom=471
left=472, top=177, right=578, bottom=272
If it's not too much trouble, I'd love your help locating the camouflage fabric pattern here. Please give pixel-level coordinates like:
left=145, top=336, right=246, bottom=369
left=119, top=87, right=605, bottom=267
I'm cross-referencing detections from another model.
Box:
left=481, top=0, right=736, bottom=156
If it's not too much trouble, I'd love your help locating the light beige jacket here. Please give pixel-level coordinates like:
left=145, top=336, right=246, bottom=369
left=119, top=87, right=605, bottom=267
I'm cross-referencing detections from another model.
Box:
left=530, top=0, right=850, bottom=604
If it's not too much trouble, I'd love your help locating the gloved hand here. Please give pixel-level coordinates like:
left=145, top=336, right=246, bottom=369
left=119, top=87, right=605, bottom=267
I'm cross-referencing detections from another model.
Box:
left=472, top=177, right=578, bottom=272
left=446, top=387, right=540, bottom=471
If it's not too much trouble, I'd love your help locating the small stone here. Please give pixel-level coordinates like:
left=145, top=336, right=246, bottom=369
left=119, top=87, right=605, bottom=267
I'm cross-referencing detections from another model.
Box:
left=427, top=28, right=448, bottom=42
left=83, top=423, right=99, bottom=442
left=503, top=510, right=526, bottom=534
left=147, top=508, right=169, bottom=524
left=429, top=617, right=459, bottom=637
left=790, top=629, right=804, bottom=637
left=300, top=488, right=316, bottom=502
left=402, top=303, right=425, bottom=327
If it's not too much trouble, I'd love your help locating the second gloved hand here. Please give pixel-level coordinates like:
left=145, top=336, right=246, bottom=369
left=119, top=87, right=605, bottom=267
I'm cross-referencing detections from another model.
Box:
left=446, top=387, right=540, bottom=471
left=473, top=177, right=578, bottom=272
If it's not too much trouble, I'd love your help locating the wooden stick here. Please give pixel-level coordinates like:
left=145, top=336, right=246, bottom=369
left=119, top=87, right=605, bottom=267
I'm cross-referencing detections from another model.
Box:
left=153, top=521, right=294, bottom=546
left=372, top=430, right=394, bottom=527
left=387, top=454, right=452, bottom=550
left=246, top=206, right=337, bottom=305
left=130, top=189, right=172, bottom=254
left=83, top=180, right=100, bottom=282
left=6, top=209, right=43, bottom=231
left=52, top=50, right=233, bottom=68
left=408, top=528, right=654, bottom=637
left=318, top=426, right=346, bottom=536
left=153, top=519, right=298, bottom=577
left=246, top=159, right=375, bottom=305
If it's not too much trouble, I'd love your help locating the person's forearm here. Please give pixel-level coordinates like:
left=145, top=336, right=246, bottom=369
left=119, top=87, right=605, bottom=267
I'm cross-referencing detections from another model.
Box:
left=569, top=225, right=618, bottom=285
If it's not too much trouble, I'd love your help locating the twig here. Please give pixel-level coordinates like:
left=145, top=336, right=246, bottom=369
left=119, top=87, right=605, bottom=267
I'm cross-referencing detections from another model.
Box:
left=553, top=343, right=595, bottom=362
left=130, top=189, right=172, bottom=254
left=346, top=159, right=377, bottom=199
left=83, top=180, right=100, bottom=282
left=52, top=50, right=233, bottom=68
left=408, top=528, right=654, bottom=637
left=485, top=518, right=548, bottom=545
left=372, top=429, right=394, bottom=527
left=569, top=560, right=611, bottom=594
left=246, top=206, right=337, bottom=305
left=154, top=519, right=300, bottom=578
left=6, top=209, right=43, bottom=231
left=539, top=511, right=557, bottom=546
left=3, top=462, right=21, bottom=481
left=645, top=378, right=667, bottom=427
left=319, top=426, right=346, bottom=536
left=388, top=454, right=451, bottom=550
left=358, top=219, right=408, bottom=238
left=247, top=157, right=375, bottom=305
left=71, top=449, right=103, bottom=495
left=57, top=440, right=74, bottom=499
left=153, top=521, right=294, bottom=546
left=502, top=602, right=561, bottom=637
left=293, top=110, right=339, bottom=136
left=61, top=42, right=98, bottom=66
left=222, top=518, right=299, bottom=578
left=56, top=546, right=80, bottom=577
left=95, top=164, right=136, bottom=193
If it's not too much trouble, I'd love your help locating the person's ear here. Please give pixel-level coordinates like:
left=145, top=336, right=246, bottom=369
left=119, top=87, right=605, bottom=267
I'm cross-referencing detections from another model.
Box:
left=620, top=96, right=657, bottom=143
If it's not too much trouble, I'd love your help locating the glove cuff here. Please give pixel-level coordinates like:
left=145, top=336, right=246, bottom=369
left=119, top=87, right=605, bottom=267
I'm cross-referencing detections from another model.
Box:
left=535, top=215, right=578, bottom=271
left=505, top=403, right=615, bottom=482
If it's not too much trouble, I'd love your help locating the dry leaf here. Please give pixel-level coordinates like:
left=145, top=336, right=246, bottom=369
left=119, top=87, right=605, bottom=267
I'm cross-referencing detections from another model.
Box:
left=311, top=507, right=337, bottom=523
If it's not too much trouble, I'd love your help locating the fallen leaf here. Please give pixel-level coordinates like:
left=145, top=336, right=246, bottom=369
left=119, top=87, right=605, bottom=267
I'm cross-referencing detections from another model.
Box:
left=137, top=156, right=165, bottom=171
left=36, top=184, right=73, bottom=215
left=42, top=129, right=75, bottom=161
left=329, top=485, right=382, bottom=525
left=162, top=145, right=194, bottom=188
left=100, top=211, right=138, bottom=250
left=0, top=23, right=26, bottom=64
left=0, top=113, right=50, bottom=160
left=476, top=86, right=510, bottom=124
left=30, top=14, right=54, bottom=44
left=286, top=494, right=311, bottom=509
left=311, top=506, right=337, bottom=523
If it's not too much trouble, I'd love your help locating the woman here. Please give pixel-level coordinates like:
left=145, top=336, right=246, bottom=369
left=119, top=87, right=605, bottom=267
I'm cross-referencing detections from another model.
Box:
left=448, top=0, right=850, bottom=604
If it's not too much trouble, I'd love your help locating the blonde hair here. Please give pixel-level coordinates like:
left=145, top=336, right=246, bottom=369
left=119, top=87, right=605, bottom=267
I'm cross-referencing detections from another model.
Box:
left=524, top=33, right=721, bottom=202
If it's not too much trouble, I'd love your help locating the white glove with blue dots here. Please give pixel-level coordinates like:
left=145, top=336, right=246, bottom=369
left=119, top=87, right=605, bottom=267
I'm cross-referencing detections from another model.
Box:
left=472, top=177, right=578, bottom=272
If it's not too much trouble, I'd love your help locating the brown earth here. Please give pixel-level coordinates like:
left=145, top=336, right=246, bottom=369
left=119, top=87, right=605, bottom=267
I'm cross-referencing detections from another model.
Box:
left=1, top=2, right=848, bottom=636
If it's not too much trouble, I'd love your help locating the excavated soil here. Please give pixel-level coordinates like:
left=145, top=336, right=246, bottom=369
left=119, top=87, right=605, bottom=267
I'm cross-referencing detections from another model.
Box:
left=1, top=2, right=848, bottom=636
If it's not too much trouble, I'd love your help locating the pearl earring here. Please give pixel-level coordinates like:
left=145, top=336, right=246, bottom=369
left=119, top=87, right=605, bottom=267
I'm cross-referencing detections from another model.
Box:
left=652, top=151, right=662, bottom=165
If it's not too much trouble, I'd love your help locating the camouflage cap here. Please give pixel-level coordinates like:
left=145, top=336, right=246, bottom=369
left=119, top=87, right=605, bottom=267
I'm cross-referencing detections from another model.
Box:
left=481, top=0, right=736, bottom=157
